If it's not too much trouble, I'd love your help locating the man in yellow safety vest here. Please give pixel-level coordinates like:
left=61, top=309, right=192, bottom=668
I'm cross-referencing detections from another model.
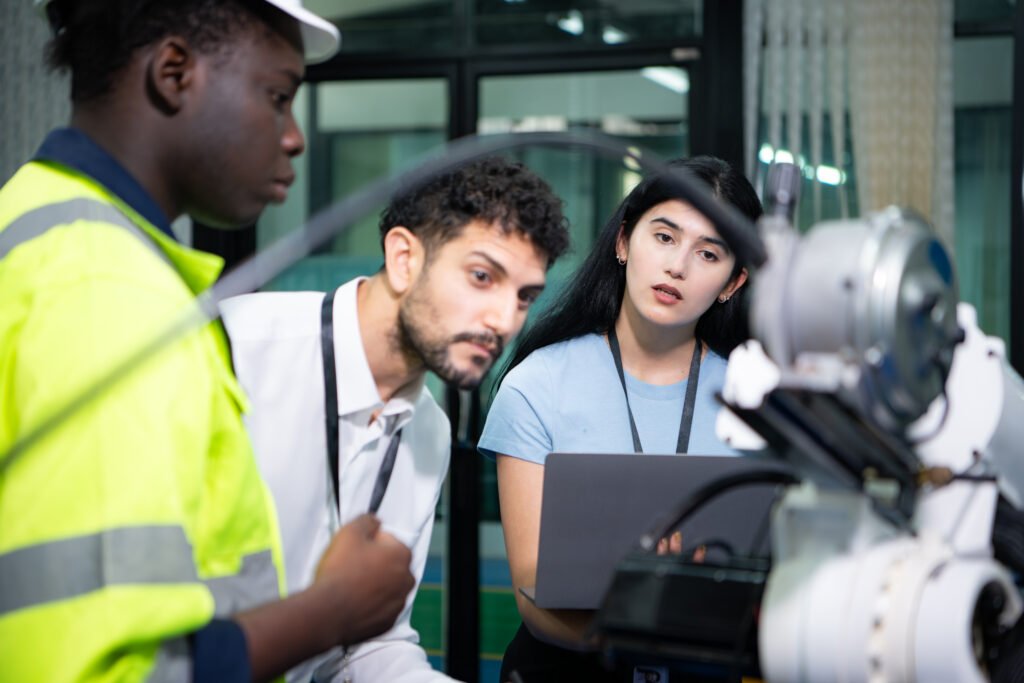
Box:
left=0, top=1, right=415, bottom=681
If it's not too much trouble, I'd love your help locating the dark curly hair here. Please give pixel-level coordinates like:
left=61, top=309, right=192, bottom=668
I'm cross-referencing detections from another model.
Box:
left=44, top=0, right=281, bottom=103
left=378, top=156, right=570, bottom=268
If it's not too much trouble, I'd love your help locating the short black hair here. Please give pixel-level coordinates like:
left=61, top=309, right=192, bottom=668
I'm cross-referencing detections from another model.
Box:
left=45, top=0, right=277, bottom=103
left=378, top=156, right=570, bottom=267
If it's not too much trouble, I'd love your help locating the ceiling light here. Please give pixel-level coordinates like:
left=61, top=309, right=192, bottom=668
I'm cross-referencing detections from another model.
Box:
left=557, top=10, right=584, bottom=36
left=603, top=26, right=628, bottom=44
left=640, top=67, right=689, bottom=94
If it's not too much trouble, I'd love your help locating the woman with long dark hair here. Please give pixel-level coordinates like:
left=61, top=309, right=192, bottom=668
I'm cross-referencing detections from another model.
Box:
left=478, top=156, right=763, bottom=682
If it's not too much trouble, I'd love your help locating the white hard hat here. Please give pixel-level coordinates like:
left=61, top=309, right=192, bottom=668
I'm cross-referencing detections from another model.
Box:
left=262, top=0, right=341, bottom=64
left=34, top=0, right=341, bottom=64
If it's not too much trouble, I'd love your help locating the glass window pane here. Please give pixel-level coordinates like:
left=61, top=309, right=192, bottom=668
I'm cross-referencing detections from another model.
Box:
left=479, top=66, right=691, bottom=272
left=305, top=0, right=457, bottom=53
left=953, top=36, right=1012, bottom=345
left=474, top=0, right=703, bottom=47
left=476, top=67, right=690, bottom=398
left=479, top=67, right=690, bottom=318
left=258, top=78, right=448, bottom=293
left=754, top=50, right=859, bottom=231
left=954, top=0, right=1014, bottom=24
left=753, top=111, right=860, bottom=231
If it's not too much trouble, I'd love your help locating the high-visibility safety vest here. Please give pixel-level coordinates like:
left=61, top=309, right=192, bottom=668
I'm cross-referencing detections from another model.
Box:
left=0, top=160, right=286, bottom=682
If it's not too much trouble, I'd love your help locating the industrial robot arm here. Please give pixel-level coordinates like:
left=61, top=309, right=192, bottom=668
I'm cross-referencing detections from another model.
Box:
left=715, top=163, right=1024, bottom=682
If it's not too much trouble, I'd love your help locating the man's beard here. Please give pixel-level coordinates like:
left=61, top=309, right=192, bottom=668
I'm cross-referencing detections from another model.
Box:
left=397, top=289, right=504, bottom=390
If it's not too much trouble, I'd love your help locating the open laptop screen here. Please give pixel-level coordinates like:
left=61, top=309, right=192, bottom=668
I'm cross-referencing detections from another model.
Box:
left=530, top=452, right=786, bottom=610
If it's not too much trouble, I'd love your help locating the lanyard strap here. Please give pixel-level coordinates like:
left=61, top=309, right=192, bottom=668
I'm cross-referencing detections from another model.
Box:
left=320, top=290, right=402, bottom=517
left=367, top=432, right=402, bottom=514
left=607, top=327, right=703, bottom=454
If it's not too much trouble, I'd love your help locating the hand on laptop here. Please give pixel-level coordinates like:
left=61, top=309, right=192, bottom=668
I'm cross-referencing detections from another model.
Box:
left=655, top=530, right=683, bottom=556
left=655, top=530, right=709, bottom=562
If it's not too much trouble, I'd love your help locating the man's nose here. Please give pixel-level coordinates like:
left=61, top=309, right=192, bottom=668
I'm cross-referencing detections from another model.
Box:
left=283, top=113, right=305, bottom=158
left=483, top=294, right=520, bottom=339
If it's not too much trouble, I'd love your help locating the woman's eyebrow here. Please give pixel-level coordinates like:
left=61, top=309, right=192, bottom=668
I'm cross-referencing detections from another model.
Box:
left=699, top=235, right=731, bottom=253
left=651, top=217, right=731, bottom=252
left=650, top=216, right=680, bottom=230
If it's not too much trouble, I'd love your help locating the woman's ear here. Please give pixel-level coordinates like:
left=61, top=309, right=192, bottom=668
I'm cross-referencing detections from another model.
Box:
left=719, top=267, right=749, bottom=302
left=382, top=226, right=425, bottom=295
left=615, top=223, right=629, bottom=263
left=145, top=36, right=197, bottom=115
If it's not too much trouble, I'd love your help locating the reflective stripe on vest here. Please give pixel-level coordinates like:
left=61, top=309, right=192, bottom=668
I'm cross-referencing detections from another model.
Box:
left=0, top=528, right=278, bottom=618
left=0, top=197, right=170, bottom=266
left=0, top=526, right=198, bottom=617
left=205, top=549, right=278, bottom=616
left=148, top=637, right=191, bottom=683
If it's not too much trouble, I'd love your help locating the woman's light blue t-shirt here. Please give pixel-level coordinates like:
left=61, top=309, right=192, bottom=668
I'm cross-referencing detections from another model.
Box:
left=479, top=333, right=738, bottom=463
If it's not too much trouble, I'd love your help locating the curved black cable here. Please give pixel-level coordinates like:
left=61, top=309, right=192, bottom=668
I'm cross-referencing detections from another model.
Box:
left=639, top=468, right=800, bottom=553
left=0, top=129, right=764, bottom=474
left=637, top=468, right=798, bottom=682
left=993, top=494, right=1024, bottom=576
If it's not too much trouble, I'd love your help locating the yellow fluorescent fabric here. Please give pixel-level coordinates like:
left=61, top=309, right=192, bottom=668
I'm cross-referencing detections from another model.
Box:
left=0, top=161, right=285, bottom=682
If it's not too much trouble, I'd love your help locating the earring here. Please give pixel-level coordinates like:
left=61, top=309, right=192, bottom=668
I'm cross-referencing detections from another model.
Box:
left=718, top=295, right=730, bottom=304
left=617, top=256, right=627, bottom=266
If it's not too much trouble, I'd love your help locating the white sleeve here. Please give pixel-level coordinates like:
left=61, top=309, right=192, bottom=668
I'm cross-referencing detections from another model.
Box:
left=310, top=503, right=459, bottom=683
left=325, top=412, right=460, bottom=683
left=343, top=639, right=459, bottom=683
left=342, top=507, right=459, bottom=683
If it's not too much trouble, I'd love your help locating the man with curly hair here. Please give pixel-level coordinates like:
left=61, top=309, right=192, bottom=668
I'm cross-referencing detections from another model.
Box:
left=220, top=156, right=569, bottom=682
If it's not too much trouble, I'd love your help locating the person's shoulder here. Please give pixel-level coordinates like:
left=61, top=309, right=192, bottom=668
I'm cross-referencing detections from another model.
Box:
left=220, top=291, right=325, bottom=342
left=503, top=333, right=603, bottom=386
left=699, top=347, right=732, bottom=391
left=0, top=161, right=52, bottom=228
left=703, top=348, right=732, bottom=373
left=220, top=290, right=324, bottom=312
left=1, top=160, right=134, bottom=230
left=515, top=333, right=603, bottom=370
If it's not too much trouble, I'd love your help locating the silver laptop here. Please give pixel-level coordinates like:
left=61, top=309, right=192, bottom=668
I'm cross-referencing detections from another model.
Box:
left=523, top=452, right=786, bottom=610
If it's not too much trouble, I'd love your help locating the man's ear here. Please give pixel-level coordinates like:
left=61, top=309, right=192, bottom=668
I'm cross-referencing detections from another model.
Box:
left=145, top=36, right=197, bottom=115
left=383, top=226, right=425, bottom=295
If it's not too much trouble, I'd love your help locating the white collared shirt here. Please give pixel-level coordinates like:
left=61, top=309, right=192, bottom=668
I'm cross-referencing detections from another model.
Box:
left=221, top=278, right=454, bottom=683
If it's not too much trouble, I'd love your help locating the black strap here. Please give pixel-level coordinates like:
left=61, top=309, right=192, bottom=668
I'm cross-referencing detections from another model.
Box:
left=367, top=429, right=402, bottom=514
left=607, top=327, right=703, bottom=454
left=320, top=289, right=403, bottom=516
left=321, top=290, right=342, bottom=512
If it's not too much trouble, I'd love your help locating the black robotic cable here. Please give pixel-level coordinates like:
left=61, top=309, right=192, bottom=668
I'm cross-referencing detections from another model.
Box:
left=596, top=469, right=798, bottom=683
left=650, top=469, right=798, bottom=683
left=0, top=130, right=765, bottom=475
left=639, top=468, right=799, bottom=554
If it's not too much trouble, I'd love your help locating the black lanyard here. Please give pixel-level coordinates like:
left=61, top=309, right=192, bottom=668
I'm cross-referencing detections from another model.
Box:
left=607, top=327, right=703, bottom=454
left=320, top=288, right=402, bottom=516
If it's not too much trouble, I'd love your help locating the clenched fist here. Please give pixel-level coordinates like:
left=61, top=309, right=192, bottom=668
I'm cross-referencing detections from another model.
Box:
left=314, top=513, right=416, bottom=646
